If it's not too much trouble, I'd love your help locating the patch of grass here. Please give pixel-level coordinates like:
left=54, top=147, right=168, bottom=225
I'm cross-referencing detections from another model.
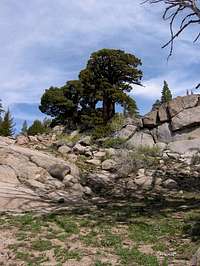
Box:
left=9, top=214, right=44, bottom=233
left=31, top=239, right=53, bottom=251
left=81, top=229, right=100, bottom=246
left=94, top=260, right=112, bottom=266
left=128, top=222, right=157, bottom=243
left=128, top=218, right=182, bottom=244
left=58, top=133, right=81, bottom=145
left=137, top=145, right=161, bottom=157
left=153, top=242, right=167, bottom=252
left=54, top=246, right=82, bottom=263
left=101, top=230, right=122, bottom=248
left=79, top=218, right=92, bottom=227
left=174, top=242, right=197, bottom=259
left=16, top=231, right=28, bottom=241
left=52, top=215, right=79, bottom=236
left=117, top=246, right=159, bottom=266
left=102, top=137, right=126, bottom=149
left=57, top=233, right=68, bottom=241
left=14, top=250, right=49, bottom=265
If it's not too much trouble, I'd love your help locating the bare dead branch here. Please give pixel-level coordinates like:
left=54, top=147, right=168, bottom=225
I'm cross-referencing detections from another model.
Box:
left=142, top=0, right=200, bottom=58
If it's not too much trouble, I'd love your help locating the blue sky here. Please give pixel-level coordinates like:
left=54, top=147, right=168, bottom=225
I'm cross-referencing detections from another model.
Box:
left=0, top=0, right=200, bottom=131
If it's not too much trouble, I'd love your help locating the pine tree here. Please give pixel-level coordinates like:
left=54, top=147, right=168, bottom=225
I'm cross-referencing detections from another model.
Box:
left=27, top=120, right=46, bottom=136
left=21, top=120, right=28, bottom=135
left=161, top=81, right=172, bottom=103
left=0, top=109, right=15, bottom=136
left=151, top=99, right=161, bottom=111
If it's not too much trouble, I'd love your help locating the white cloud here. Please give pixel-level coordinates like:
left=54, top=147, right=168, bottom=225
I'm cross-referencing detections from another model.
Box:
left=0, top=0, right=199, bottom=123
left=131, top=70, right=199, bottom=100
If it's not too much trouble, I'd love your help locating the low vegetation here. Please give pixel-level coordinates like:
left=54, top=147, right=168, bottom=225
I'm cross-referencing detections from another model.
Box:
left=0, top=201, right=199, bottom=265
left=116, top=145, right=161, bottom=177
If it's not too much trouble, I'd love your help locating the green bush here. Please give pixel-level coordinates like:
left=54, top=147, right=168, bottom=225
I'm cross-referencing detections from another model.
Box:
left=58, top=133, right=81, bottom=145
left=102, top=137, right=126, bottom=148
left=27, top=120, right=46, bottom=136
left=91, top=125, right=112, bottom=140
left=136, top=145, right=161, bottom=157
left=91, top=114, right=126, bottom=141
left=109, top=114, right=125, bottom=132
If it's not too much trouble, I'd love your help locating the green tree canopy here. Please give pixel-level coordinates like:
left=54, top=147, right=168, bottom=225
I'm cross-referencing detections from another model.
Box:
left=0, top=109, right=15, bottom=137
left=79, top=49, right=142, bottom=122
left=27, top=120, right=46, bottom=136
left=39, top=49, right=142, bottom=129
left=161, top=81, right=172, bottom=104
left=39, top=80, right=82, bottom=129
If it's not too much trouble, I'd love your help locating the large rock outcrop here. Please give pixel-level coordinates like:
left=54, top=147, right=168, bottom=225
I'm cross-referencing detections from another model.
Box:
left=112, top=94, right=200, bottom=156
left=0, top=137, right=86, bottom=213
left=141, top=94, right=200, bottom=144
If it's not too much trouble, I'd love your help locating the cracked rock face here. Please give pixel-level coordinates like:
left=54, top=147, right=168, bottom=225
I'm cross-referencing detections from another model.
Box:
left=0, top=137, right=85, bottom=213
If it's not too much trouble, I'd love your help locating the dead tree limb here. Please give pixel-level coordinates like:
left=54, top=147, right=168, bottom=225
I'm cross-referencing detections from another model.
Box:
left=142, top=0, right=200, bottom=58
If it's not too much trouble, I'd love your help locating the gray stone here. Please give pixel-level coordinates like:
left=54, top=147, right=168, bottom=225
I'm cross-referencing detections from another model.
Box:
left=154, top=142, right=167, bottom=151
left=78, top=136, right=91, bottom=146
left=86, top=159, right=101, bottom=166
left=52, top=125, right=65, bottom=135
left=134, top=175, right=153, bottom=189
left=63, top=174, right=77, bottom=185
left=114, top=125, right=137, bottom=139
left=168, top=139, right=200, bottom=154
left=104, top=148, right=116, bottom=156
left=182, top=94, right=199, bottom=109
left=143, top=110, right=158, bottom=128
left=67, top=154, right=78, bottom=162
left=168, top=94, right=199, bottom=119
left=173, top=126, right=200, bottom=141
left=158, top=104, right=169, bottom=122
left=156, top=123, right=173, bottom=143
left=73, top=143, right=86, bottom=154
left=166, top=152, right=180, bottom=160
left=171, top=106, right=200, bottom=131
left=162, top=179, right=178, bottom=189
left=102, top=159, right=117, bottom=171
left=126, top=131, right=155, bottom=149
left=70, top=130, right=79, bottom=138
left=71, top=183, right=84, bottom=192
left=58, top=145, right=71, bottom=155
left=87, top=171, right=115, bottom=190
left=168, top=96, right=184, bottom=117
left=73, top=143, right=92, bottom=157
left=191, top=247, right=200, bottom=266
left=168, top=96, right=183, bottom=118
left=94, top=151, right=106, bottom=159
left=84, top=186, right=92, bottom=195
left=48, top=164, right=71, bottom=181
left=29, top=136, right=38, bottom=142
left=16, top=135, right=29, bottom=145
left=0, top=136, right=15, bottom=145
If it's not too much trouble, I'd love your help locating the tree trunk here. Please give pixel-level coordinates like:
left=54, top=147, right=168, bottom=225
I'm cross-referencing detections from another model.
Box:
left=103, top=95, right=115, bottom=122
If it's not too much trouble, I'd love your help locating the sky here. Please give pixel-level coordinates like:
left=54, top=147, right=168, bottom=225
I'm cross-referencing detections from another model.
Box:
left=0, top=0, right=200, bottom=131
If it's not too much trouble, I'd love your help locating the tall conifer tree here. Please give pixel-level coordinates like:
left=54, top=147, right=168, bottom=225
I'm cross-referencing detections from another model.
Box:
left=161, top=81, right=172, bottom=103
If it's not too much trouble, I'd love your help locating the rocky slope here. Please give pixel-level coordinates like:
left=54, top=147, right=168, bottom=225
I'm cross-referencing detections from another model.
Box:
left=0, top=136, right=89, bottom=213
left=1, top=94, right=200, bottom=214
